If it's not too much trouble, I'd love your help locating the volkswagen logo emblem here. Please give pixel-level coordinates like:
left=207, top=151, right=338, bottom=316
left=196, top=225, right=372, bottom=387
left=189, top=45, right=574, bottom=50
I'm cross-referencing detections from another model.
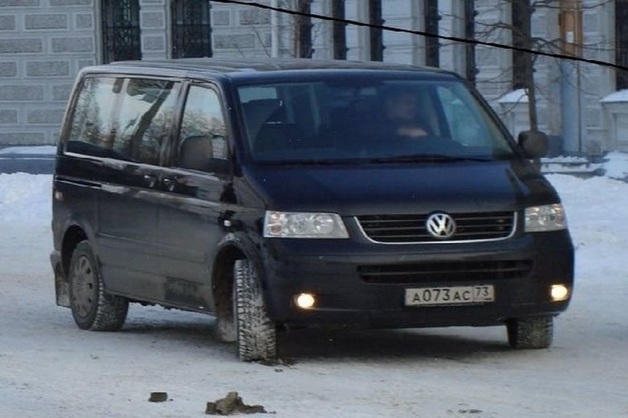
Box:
left=426, top=213, right=456, bottom=239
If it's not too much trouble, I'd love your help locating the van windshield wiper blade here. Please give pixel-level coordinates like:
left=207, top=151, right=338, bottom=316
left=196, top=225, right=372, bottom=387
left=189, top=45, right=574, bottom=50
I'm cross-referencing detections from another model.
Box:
left=260, top=158, right=358, bottom=166
left=364, top=154, right=495, bottom=163
left=258, top=155, right=499, bottom=165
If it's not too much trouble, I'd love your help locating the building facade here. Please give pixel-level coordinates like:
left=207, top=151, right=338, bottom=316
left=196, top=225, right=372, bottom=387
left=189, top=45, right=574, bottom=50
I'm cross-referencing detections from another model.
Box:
left=0, top=0, right=626, bottom=154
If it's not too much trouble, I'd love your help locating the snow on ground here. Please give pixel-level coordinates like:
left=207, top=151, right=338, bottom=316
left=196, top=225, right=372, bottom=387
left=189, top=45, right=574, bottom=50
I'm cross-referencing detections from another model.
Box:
left=1, top=161, right=628, bottom=418
left=603, top=151, right=628, bottom=180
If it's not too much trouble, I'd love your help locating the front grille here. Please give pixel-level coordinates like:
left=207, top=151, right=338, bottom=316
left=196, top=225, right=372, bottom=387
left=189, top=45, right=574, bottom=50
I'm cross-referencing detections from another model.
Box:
left=357, top=212, right=515, bottom=243
left=358, top=260, right=532, bottom=284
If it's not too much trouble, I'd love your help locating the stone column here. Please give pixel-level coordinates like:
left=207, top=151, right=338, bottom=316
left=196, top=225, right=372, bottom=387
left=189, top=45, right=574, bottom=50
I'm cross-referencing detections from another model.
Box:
left=140, top=0, right=168, bottom=60
left=379, top=0, right=420, bottom=65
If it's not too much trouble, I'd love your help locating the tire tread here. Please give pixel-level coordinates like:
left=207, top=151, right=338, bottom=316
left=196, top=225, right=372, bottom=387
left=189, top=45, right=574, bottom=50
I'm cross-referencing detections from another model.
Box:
left=507, top=316, right=554, bottom=349
left=233, top=259, right=277, bottom=362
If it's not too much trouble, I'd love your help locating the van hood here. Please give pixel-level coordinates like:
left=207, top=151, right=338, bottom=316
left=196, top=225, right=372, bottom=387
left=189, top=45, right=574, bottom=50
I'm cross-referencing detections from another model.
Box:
left=242, top=160, right=559, bottom=215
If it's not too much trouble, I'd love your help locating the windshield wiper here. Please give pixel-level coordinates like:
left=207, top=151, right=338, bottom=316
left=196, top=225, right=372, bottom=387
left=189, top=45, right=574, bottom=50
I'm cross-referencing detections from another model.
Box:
left=259, top=158, right=358, bottom=166
left=363, top=154, right=495, bottom=163
left=257, top=154, right=499, bottom=166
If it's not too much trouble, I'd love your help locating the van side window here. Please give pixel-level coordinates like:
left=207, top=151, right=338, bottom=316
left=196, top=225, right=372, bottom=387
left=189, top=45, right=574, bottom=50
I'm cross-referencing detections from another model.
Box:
left=114, top=78, right=179, bottom=164
left=176, top=85, right=228, bottom=173
left=67, top=77, right=119, bottom=153
left=66, top=76, right=179, bottom=165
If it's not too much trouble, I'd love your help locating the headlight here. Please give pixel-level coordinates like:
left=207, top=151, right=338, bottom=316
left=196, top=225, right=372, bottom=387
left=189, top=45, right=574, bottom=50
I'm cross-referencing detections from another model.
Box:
left=264, top=211, right=349, bottom=238
left=525, top=204, right=567, bottom=232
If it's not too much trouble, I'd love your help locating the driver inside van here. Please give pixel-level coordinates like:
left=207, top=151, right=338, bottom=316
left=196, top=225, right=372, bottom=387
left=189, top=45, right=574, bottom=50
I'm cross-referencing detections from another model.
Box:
left=380, top=86, right=430, bottom=139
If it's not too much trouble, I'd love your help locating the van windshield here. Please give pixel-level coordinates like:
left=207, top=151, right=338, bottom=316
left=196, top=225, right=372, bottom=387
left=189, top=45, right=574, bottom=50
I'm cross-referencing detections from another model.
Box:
left=236, top=78, right=516, bottom=164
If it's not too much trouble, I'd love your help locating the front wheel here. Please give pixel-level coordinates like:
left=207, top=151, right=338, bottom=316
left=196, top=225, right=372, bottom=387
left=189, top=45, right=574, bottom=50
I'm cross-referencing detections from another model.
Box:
left=233, top=259, right=277, bottom=362
left=506, top=316, right=554, bottom=349
left=68, top=241, right=129, bottom=331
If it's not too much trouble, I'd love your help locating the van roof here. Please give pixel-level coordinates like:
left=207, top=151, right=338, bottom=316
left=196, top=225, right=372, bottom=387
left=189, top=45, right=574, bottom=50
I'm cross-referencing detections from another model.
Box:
left=83, top=58, right=459, bottom=81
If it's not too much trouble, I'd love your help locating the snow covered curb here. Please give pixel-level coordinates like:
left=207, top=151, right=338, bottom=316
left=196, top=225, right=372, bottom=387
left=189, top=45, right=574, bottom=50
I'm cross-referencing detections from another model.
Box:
left=541, top=152, right=628, bottom=180
left=0, top=145, right=56, bottom=156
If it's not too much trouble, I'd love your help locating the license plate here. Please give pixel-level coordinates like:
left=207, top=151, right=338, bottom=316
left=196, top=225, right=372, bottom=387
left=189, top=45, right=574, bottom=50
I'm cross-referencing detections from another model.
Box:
left=405, top=285, right=495, bottom=306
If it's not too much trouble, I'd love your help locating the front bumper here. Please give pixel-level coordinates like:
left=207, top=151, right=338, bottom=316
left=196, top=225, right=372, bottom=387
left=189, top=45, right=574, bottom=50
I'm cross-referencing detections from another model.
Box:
left=259, top=232, right=574, bottom=329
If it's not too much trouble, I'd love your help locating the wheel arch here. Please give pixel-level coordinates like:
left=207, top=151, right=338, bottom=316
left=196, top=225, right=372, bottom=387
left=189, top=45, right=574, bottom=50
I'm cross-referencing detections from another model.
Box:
left=54, top=224, right=90, bottom=307
left=61, top=225, right=89, bottom=278
left=211, top=232, right=264, bottom=319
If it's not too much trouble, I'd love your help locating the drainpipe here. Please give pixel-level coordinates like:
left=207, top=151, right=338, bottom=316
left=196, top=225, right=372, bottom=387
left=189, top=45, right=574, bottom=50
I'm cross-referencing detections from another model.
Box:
left=559, top=0, right=583, bottom=154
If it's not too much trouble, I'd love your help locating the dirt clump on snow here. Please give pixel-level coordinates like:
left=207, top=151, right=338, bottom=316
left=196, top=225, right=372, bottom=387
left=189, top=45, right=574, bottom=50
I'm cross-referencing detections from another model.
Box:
left=205, top=391, right=268, bottom=415
left=148, top=392, right=169, bottom=402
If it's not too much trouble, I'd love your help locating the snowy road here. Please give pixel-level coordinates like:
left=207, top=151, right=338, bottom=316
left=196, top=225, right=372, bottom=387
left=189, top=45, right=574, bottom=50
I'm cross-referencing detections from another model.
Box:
left=1, top=173, right=627, bottom=418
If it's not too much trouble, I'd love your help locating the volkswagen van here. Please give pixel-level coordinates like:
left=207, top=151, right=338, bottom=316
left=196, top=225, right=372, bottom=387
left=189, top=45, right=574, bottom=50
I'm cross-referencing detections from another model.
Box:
left=50, top=58, right=574, bottom=361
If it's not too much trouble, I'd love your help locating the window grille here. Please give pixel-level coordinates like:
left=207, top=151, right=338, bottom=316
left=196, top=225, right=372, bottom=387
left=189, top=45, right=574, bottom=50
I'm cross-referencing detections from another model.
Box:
left=425, top=0, right=440, bottom=67
left=101, top=0, right=141, bottom=63
left=171, top=0, right=212, bottom=58
left=369, top=0, right=384, bottom=61
left=295, top=0, right=313, bottom=58
left=616, top=0, right=628, bottom=89
left=465, top=0, right=477, bottom=84
left=512, top=0, right=532, bottom=90
left=332, top=0, right=347, bottom=59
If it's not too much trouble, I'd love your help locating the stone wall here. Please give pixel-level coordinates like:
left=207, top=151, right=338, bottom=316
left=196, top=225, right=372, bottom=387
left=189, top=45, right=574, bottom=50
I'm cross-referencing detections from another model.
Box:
left=0, top=0, right=96, bottom=145
left=210, top=0, right=275, bottom=59
left=0, top=0, right=169, bottom=146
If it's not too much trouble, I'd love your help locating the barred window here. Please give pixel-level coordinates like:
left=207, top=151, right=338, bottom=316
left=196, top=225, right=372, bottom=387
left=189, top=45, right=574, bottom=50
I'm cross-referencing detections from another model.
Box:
left=465, top=0, right=477, bottom=84
left=616, top=0, right=628, bottom=90
left=425, top=0, right=440, bottom=67
left=295, top=0, right=313, bottom=58
left=171, top=0, right=212, bottom=58
left=101, top=0, right=141, bottom=63
left=332, top=0, right=347, bottom=59
left=512, top=0, right=532, bottom=90
left=369, top=0, right=383, bottom=61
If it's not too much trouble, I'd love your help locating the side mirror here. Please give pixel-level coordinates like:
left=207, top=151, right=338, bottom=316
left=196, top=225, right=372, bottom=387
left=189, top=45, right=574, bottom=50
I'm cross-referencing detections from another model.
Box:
left=179, top=135, right=213, bottom=171
left=179, top=135, right=230, bottom=174
left=518, top=130, right=549, bottom=159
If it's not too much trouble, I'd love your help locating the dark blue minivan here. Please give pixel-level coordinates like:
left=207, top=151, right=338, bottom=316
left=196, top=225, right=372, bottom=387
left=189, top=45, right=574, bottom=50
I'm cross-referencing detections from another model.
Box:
left=51, top=58, right=574, bottom=362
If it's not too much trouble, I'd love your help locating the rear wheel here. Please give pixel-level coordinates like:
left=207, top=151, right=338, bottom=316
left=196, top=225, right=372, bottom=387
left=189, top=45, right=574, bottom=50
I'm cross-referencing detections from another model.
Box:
left=68, top=241, right=129, bottom=331
left=507, top=316, right=554, bottom=349
left=233, top=259, right=277, bottom=362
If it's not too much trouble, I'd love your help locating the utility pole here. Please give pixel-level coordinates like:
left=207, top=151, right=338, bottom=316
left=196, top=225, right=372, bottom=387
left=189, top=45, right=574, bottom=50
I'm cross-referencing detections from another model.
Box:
left=559, top=0, right=583, bottom=154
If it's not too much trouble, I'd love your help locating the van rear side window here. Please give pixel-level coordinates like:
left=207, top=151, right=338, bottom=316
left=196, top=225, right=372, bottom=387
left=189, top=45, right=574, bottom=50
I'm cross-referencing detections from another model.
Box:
left=66, top=76, right=180, bottom=165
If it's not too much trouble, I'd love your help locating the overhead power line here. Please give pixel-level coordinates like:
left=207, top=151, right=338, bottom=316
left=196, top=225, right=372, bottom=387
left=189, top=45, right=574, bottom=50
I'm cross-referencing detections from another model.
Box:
left=211, top=0, right=628, bottom=73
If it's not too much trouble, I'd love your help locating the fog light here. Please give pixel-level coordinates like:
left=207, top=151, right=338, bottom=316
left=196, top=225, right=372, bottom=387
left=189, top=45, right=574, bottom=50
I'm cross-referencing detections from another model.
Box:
left=295, top=293, right=316, bottom=309
left=550, top=284, right=570, bottom=302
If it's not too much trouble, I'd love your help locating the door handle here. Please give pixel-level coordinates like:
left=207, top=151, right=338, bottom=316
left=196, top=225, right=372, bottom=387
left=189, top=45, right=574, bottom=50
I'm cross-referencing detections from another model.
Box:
left=143, top=174, right=158, bottom=188
left=162, top=177, right=176, bottom=191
